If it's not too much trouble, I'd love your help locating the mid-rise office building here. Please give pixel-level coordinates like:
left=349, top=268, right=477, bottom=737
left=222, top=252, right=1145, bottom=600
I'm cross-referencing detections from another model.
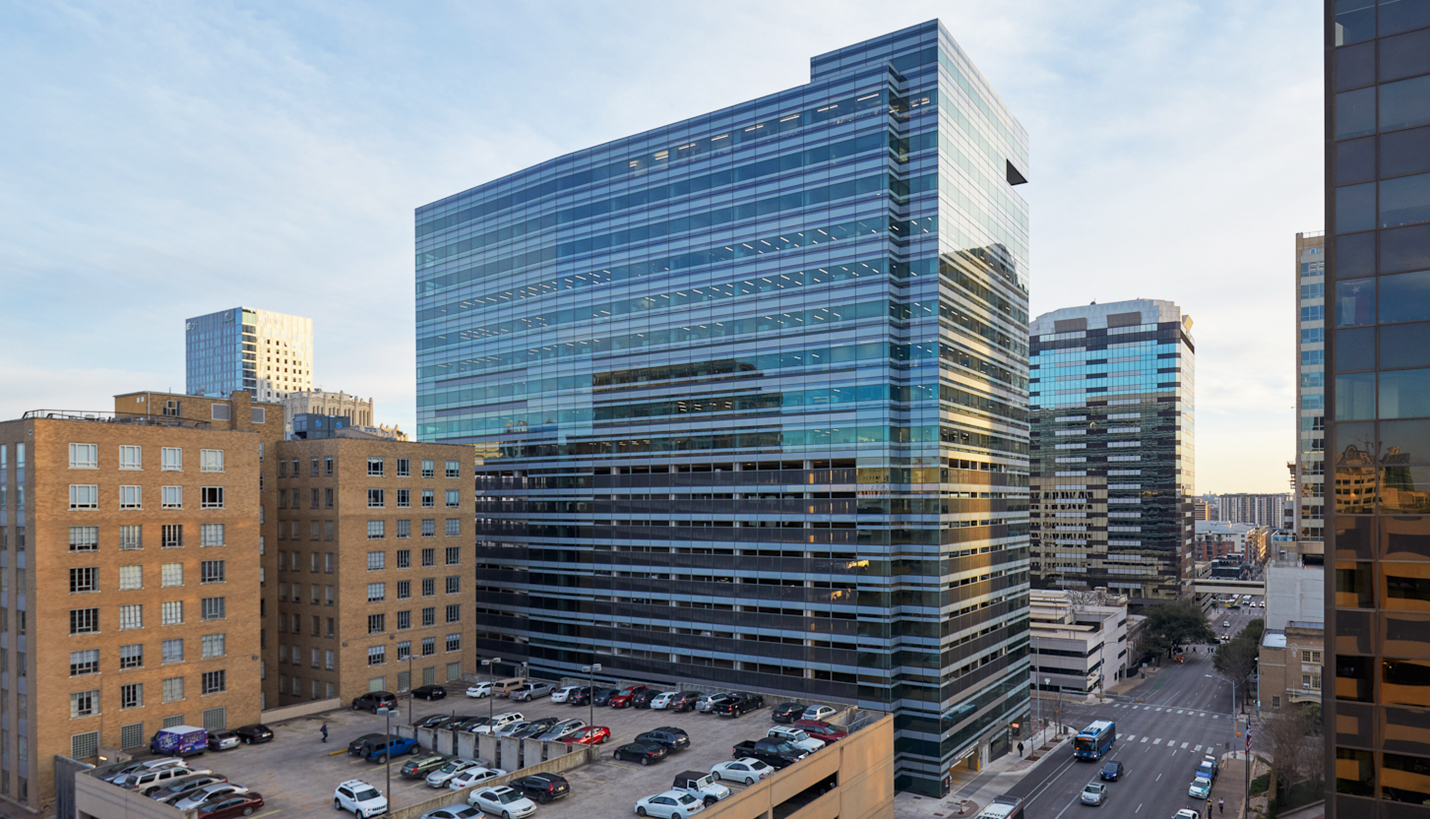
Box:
left=1216, top=492, right=1291, bottom=527
left=416, top=20, right=1032, bottom=793
left=1028, top=299, right=1195, bottom=607
left=1028, top=589, right=1131, bottom=696
left=1326, top=3, right=1430, bottom=815
left=186, top=307, right=313, bottom=402
left=1295, top=232, right=1328, bottom=556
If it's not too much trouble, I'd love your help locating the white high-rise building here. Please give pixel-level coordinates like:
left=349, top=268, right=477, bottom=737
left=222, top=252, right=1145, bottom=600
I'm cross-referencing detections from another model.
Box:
left=186, top=307, right=314, bottom=403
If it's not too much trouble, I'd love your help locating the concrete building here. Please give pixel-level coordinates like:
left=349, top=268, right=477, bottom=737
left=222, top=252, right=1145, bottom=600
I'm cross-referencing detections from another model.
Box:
left=1028, top=299, right=1195, bottom=606
left=1193, top=499, right=1211, bottom=521
left=0, top=392, right=276, bottom=814
left=1264, top=563, right=1324, bottom=632
left=1260, top=621, right=1325, bottom=712
left=1214, top=493, right=1290, bottom=527
left=279, top=390, right=385, bottom=438
left=1028, top=589, right=1131, bottom=696
left=1193, top=521, right=1270, bottom=564
left=417, top=21, right=1033, bottom=794
left=271, top=437, right=474, bottom=704
left=186, top=307, right=313, bottom=403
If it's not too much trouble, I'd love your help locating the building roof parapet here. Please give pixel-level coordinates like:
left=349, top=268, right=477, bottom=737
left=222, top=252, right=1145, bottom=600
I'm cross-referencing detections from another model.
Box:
left=20, top=409, right=213, bottom=430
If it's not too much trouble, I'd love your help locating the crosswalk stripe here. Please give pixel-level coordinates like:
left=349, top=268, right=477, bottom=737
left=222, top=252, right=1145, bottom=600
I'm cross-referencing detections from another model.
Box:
left=1124, top=735, right=1135, bottom=741
left=1181, top=742, right=1189, bottom=749
left=1177, top=710, right=1185, bottom=715
left=1154, top=738, right=1162, bottom=745
left=1140, top=736, right=1149, bottom=743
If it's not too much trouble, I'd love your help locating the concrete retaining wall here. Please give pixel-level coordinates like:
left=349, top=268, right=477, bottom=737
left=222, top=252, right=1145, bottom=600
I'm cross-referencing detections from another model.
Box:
left=259, top=698, right=342, bottom=724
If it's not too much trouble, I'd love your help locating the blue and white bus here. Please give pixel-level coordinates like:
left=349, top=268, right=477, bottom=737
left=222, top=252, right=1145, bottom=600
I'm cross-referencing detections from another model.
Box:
left=1074, top=720, right=1116, bottom=760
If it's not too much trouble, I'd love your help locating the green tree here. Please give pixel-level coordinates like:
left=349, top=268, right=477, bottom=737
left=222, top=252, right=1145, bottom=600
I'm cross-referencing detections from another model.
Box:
left=1212, top=619, right=1265, bottom=707
left=1141, top=599, right=1217, bottom=658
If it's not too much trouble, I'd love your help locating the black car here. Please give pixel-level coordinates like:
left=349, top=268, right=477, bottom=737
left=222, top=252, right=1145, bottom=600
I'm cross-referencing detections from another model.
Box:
left=631, top=688, right=662, bottom=709
left=614, top=741, right=669, bottom=766
left=715, top=694, right=762, bottom=717
left=234, top=724, right=273, bottom=744
left=771, top=702, right=806, bottom=723
left=635, top=727, right=690, bottom=751
left=512, top=717, right=558, bottom=739
left=668, top=691, right=702, bottom=712
left=591, top=687, right=622, bottom=706
left=1100, top=760, right=1125, bottom=781
left=454, top=716, right=494, bottom=732
left=348, top=733, right=389, bottom=756
left=567, top=686, right=593, bottom=706
left=415, top=714, right=453, bottom=730
left=511, top=772, right=571, bottom=804
left=411, top=685, right=447, bottom=701
left=351, top=691, right=398, bottom=713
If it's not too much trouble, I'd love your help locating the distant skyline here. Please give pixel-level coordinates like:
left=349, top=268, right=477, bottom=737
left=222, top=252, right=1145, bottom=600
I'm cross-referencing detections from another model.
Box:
left=0, top=1, right=1321, bottom=492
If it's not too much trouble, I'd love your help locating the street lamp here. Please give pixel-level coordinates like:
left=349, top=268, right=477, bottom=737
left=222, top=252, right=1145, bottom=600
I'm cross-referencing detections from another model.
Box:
left=581, top=663, right=602, bottom=743
left=407, top=652, right=414, bottom=728
left=481, top=657, right=502, bottom=727
left=377, top=706, right=394, bottom=813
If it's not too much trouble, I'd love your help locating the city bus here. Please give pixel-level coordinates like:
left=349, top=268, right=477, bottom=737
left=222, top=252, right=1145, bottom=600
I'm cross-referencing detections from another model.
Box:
left=1074, top=720, right=1117, bottom=760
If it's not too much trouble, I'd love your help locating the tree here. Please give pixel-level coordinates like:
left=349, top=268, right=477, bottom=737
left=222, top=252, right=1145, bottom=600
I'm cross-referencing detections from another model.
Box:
left=1263, top=706, right=1323, bottom=799
left=1212, top=619, right=1265, bottom=707
left=1141, top=599, right=1218, bottom=658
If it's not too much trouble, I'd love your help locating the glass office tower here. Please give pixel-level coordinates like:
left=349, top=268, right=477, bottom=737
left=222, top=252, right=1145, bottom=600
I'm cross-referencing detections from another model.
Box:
left=1027, top=300, right=1195, bottom=607
left=1327, top=2, right=1430, bottom=816
left=185, top=307, right=314, bottom=401
left=416, top=20, right=1031, bottom=793
left=1295, top=233, right=1327, bottom=557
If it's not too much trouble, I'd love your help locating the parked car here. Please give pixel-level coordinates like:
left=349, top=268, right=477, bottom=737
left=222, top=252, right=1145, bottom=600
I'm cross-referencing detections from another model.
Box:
left=468, top=785, right=538, bottom=819
left=510, top=772, right=571, bottom=804
left=770, top=702, right=806, bottom=723
left=412, top=685, right=448, bottom=701
left=196, top=792, right=264, bottom=819
left=233, top=724, right=273, bottom=745
left=448, top=766, right=507, bottom=791
left=120, top=766, right=213, bottom=796
left=351, top=692, right=398, bottom=713
left=636, top=727, right=692, bottom=752
left=766, top=725, right=824, bottom=753
left=514, top=717, right=559, bottom=739
left=1175, top=810, right=1201, bottom=819
left=510, top=682, right=554, bottom=702
left=614, top=741, right=670, bottom=766
left=1081, top=782, right=1107, bottom=806
left=730, top=738, right=806, bottom=769
left=426, top=758, right=482, bottom=788
left=171, top=783, right=248, bottom=810
left=495, top=720, right=534, bottom=739
left=591, top=686, right=622, bottom=706
left=631, top=688, right=662, bottom=709
left=609, top=685, right=650, bottom=708
left=1100, top=760, right=1124, bottom=781
left=334, top=779, right=387, bottom=818
left=714, top=694, right=761, bottom=718
left=650, top=691, right=683, bottom=710
left=535, top=719, right=586, bottom=741
left=401, top=753, right=452, bottom=779
left=710, top=757, right=774, bottom=785
left=348, top=733, right=390, bottom=756
left=561, top=726, right=611, bottom=745
left=416, top=714, right=454, bottom=730
left=364, top=735, right=420, bottom=763
left=466, top=681, right=494, bottom=699
left=550, top=685, right=581, bottom=703
left=696, top=693, right=733, bottom=713
left=453, top=716, right=494, bottom=733
left=151, top=774, right=228, bottom=803
left=566, top=686, right=593, bottom=706
left=635, top=789, right=705, bottom=818
left=1188, top=777, right=1212, bottom=799
left=671, top=770, right=731, bottom=807
left=670, top=691, right=703, bottom=713
left=419, top=806, right=484, bottom=819
left=206, top=731, right=240, bottom=751
left=473, top=712, right=525, bottom=734
left=793, top=720, right=847, bottom=743
left=801, top=705, right=837, bottom=722
left=99, top=757, right=188, bottom=783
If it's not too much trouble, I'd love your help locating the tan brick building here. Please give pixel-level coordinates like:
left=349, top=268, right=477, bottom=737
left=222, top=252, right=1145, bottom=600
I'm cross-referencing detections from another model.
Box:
left=271, top=437, right=474, bottom=705
left=0, top=390, right=277, bottom=815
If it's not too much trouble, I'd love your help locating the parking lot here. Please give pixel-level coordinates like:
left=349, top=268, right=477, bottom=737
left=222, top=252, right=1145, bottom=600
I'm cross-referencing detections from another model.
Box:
left=119, top=683, right=850, bottom=818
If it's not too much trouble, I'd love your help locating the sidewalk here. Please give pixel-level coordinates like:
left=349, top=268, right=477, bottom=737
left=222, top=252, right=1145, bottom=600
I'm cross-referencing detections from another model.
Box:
left=894, top=722, right=1071, bottom=818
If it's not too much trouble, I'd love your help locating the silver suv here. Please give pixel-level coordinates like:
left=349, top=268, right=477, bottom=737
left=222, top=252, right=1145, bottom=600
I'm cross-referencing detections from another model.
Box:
left=509, top=682, right=554, bottom=702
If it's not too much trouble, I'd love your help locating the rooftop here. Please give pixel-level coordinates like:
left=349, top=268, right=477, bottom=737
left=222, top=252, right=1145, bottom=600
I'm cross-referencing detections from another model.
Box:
left=19, top=409, right=211, bottom=429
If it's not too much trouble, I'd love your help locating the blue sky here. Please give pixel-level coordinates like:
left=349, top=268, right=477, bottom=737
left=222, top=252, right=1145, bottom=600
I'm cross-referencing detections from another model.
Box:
left=0, top=1, right=1321, bottom=492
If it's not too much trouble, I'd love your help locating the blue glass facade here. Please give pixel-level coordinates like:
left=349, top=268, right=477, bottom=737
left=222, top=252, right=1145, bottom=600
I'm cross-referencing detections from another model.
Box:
left=416, top=20, right=1031, bottom=792
left=186, top=308, right=254, bottom=397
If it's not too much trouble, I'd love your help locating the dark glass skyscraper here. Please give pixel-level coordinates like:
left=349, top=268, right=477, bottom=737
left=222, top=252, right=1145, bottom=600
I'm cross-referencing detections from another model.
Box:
left=1327, top=2, right=1430, bottom=816
left=416, top=21, right=1031, bottom=793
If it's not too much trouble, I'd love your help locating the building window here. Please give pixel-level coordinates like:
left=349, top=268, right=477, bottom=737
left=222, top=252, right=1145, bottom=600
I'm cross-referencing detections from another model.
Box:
left=396, top=610, right=411, bottom=629
left=118, top=565, right=143, bottom=590
left=119, top=525, right=142, bottom=550
left=422, top=607, right=435, bottom=627
left=120, top=683, right=142, bottom=710
left=201, top=597, right=225, bottom=621
left=310, top=521, right=320, bottom=541
left=446, top=633, right=461, bottom=652
left=446, top=576, right=460, bottom=595
left=310, top=457, right=319, bottom=477
left=162, top=486, right=183, bottom=509
left=70, top=649, right=100, bottom=676
left=421, top=637, right=435, bottom=656
left=396, top=489, right=410, bottom=508
left=396, top=580, right=411, bottom=599
left=162, top=524, right=184, bottom=548
left=396, top=519, right=411, bottom=539
left=325, top=650, right=334, bottom=670
left=119, top=643, right=143, bottom=669
left=120, top=722, right=144, bottom=750
left=368, top=489, right=385, bottom=508
left=119, top=485, right=142, bottom=510
left=367, top=457, right=384, bottom=477
left=201, top=670, right=226, bottom=695
left=422, top=578, right=435, bottom=597
left=397, top=458, right=411, bottom=477
left=445, top=546, right=460, bottom=565
left=278, top=460, right=287, bottom=478
left=201, top=523, right=225, bottom=547
left=201, top=560, right=226, bottom=584
left=118, top=604, right=142, bottom=630
left=324, top=488, right=334, bottom=509
left=421, top=489, right=434, bottom=508
left=161, top=601, right=183, bottom=626
left=162, top=638, right=184, bottom=663
left=161, top=562, right=183, bottom=587
left=325, top=520, right=334, bottom=541
left=445, top=604, right=460, bottom=624
left=422, top=547, right=436, bottom=567
left=326, top=585, right=334, bottom=605
left=421, top=459, right=434, bottom=478
left=396, top=640, right=411, bottom=661
left=397, top=549, right=411, bottom=568
left=69, top=443, right=98, bottom=469
left=69, top=485, right=99, bottom=510
left=162, top=676, right=184, bottom=702
left=311, top=552, right=320, bottom=572
left=310, top=489, right=320, bottom=510
left=367, top=551, right=386, bottom=570
left=200, top=449, right=225, bottom=473
left=368, top=645, right=385, bottom=665
left=200, top=487, right=224, bottom=509
left=445, top=460, right=459, bottom=478
left=69, top=526, right=99, bottom=552
left=367, top=582, right=386, bottom=602
left=70, top=567, right=99, bottom=594
left=70, top=690, right=99, bottom=719
left=422, top=520, right=436, bottom=538
left=325, top=552, right=334, bottom=573
left=367, top=521, right=385, bottom=540
left=325, top=456, right=334, bottom=476
left=252, top=407, right=266, bottom=424
left=119, top=446, right=142, bottom=471
left=368, top=613, right=385, bottom=634
left=211, top=404, right=230, bottom=421
left=201, top=633, right=225, bottom=658
left=161, top=447, right=183, bottom=471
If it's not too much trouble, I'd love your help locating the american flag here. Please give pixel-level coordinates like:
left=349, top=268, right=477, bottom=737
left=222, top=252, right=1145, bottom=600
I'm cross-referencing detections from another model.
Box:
left=1246, top=732, right=1252, bottom=753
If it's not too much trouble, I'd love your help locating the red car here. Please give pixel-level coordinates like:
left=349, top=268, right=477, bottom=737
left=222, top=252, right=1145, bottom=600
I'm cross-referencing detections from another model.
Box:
left=562, top=726, right=611, bottom=745
left=794, top=719, right=848, bottom=743
left=608, top=685, right=648, bottom=708
left=198, top=792, right=264, bottom=819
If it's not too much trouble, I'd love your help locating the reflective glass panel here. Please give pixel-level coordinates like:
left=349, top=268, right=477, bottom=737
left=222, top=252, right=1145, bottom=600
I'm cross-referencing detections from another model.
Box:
left=1337, top=277, right=1377, bottom=326
left=1338, top=372, right=1379, bottom=420
left=1382, top=75, right=1430, bottom=132
left=1338, top=0, right=1376, bottom=44
left=1339, top=326, right=1377, bottom=371
left=1381, top=27, right=1430, bottom=82
left=1381, top=368, right=1430, bottom=418
left=1338, top=87, right=1378, bottom=139
left=1383, top=419, right=1430, bottom=463
left=1383, top=516, right=1430, bottom=558
left=1383, top=172, right=1430, bottom=228
left=1383, top=465, right=1430, bottom=512
left=1381, top=270, right=1430, bottom=323
left=1340, top=40, right=1378, bottom=89
left=1381, top=0, right=1430, bottom=35
left=1383, top=224, right=1430, bottom=273
left=1339, top=137, right=1378, bottom=184
left=1339, top=230, right=1377, bottom=277
left=1386, top=561, right=1430, bottom=611
left=1383, top=126, right=1430, bottom=179
left=1340, top=182, right=1378, bottom=233
left=1382, top=322, right=1430, bottom=369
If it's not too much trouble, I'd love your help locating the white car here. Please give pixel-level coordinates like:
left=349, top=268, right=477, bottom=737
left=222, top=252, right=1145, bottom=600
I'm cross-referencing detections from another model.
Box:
left=334, top=779, right=388, bottom=818
left=466, top=682, right=493, bottom=698
left=695, top=692, right=732, bottom=713
left=535, top=719, right=586, bottom=741
left=427, top=758, right=482, bottom=788
left=766, top=726, right=825, bottom=753
left=710, top=757, right=774, bottom=785
left=468, top=785, right=537, bottom=819
left=170, top=783, right=248, bottom=810
left=473, top=712, right=525, bottom=734
left=1175, top=810, right=1201, bottom=819
left=550, top=685, right=581, bottom=703
left=650, top=691, right=682, bottom=710
left=635, top=789, right=705, bottom=818
left=1188, top=777, right=1212, bottom=799
left=420, top=806, right=484, bottom=819
left=448, top=766, right=507, bottom=791
left=495, top=720, right=533, bottom=738
left=801, top=705, right=837, bottom=722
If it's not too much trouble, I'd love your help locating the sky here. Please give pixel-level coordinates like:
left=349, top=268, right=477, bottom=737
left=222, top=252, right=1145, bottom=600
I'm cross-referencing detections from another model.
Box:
left=0, top=0, right=1322, bottom=493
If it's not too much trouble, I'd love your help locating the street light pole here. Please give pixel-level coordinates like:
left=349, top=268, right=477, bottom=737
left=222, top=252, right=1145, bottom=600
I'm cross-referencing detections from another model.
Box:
left=408, top=652, right=414, bottom=728
left=581, top=663, right=602, bottom=744
left=481, top=657, right=502, bottom=730
left=378, top=706, right=393, bottom=812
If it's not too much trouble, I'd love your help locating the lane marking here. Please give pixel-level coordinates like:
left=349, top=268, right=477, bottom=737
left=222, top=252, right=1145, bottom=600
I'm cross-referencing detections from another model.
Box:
left=1156, top=773, right=1162, bottom=782
left=1137, top=804, right=1143, bottom=813
left=1181, top=742, right=1189, bottom=749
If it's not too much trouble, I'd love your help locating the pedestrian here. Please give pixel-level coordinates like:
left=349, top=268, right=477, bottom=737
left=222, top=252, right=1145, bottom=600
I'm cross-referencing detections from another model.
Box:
left=321, top=722, right=328, bottom=743
left=1218, top=800, right=1224, bottom=815
left=1017, top=742, right=1024, bottom=757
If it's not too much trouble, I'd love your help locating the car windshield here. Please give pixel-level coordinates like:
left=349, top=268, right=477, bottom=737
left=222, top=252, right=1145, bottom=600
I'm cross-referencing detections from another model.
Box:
left=438, top=761, right=466, bottom=773
left=355, top=788, right=381, bottom=801
left=496, top=791, right=522, bottom=804
left=750, top=760, right=771, bottom=770
left=677, top=794, right=697, bottom=804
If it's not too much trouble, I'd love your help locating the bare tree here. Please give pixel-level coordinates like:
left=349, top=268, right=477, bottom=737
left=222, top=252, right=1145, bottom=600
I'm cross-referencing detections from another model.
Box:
left=1262, top=706, right=1322, bottom=797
